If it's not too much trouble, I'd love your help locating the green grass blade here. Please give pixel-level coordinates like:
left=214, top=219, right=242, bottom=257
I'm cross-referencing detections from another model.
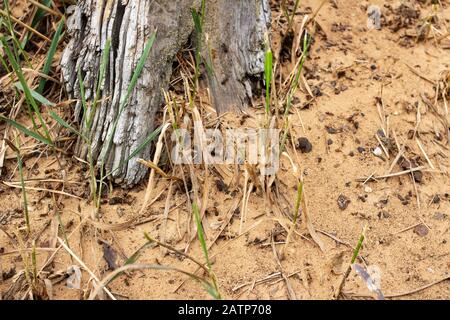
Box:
left=100, top=31, right=157, bottom=162
left=124, top=242, right=155, bottom=265
left=351, top=227, right=366, bottom=264
left=30, top=0, right=53, bottom=28
left=37, top=17, right=65, bottom=94
left=0, top=115, right=53, bottom=146
left=293, top=180, right=303, bottom=225
left=14, top=82, right=55, bottom=106
left=77, top=66, right=88, bottom=121
left=264, top=46, right=273, bottom=116
left=31, top=242, right=37, bottom=283
left=21, top=0, right=53, bottom=48
left=17, top=146, right=30, bottom=233
left=0, top=37, right=52, bottom=142
left=191, top=9, right=203, bottom=35
left=56, top=211, right=71, bottom=250
left=90, top=38, right=111, bottom=126
left=288, top=0, right=301, bottom=29
left=106, top=240, right=155, bottom=283
left=5, top=137, right=30, bottom=233
left=191, top=6, right=204, bottom=92
left=48, top=110, right=83, bottom=137
left=104, top=124, right=163, bottom=179
left=2, top=0, right=31, bottom=63
left=120, top=33, right=156, bottom=111
left=204, top=283, right=221, bottom=300
left=280, top=34, right=311, bottom=152
left=193, top=202, right=210, bottom=269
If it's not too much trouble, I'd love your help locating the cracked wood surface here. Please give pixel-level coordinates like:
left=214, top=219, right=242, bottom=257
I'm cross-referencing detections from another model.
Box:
left=61, top=0, right=270, bottom=186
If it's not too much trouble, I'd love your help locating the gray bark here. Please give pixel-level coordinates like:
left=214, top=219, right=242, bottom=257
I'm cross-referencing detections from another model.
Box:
left=61, top=0, right=270, bottom=186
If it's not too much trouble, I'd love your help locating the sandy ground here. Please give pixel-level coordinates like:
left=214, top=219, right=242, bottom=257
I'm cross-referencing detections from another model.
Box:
left=1, top=0, right=449, bottom=299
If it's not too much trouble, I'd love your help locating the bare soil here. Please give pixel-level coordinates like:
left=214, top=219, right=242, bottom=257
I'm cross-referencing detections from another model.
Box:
left=1, top=0, right=449, bottom=300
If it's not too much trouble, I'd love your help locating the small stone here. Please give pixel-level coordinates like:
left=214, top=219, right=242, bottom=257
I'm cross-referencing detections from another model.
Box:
left=364, top=186, right=372, bottom=193
left=431, top=195, right=440, bottom=204
left=296, top=137, right=313, bottom=153
left=378, top=211, right=390, bottom=219
left=358, top=195, right=367, bottom=202
left=398, top=156, right=423, bottom=183
left=215, top=180, right=229, bottom=193
left=373, top=147, right=383, bottom=156
left=116, top=207, right=125, bottom=218
left=412, top=170, right=423, bottom=183
left=337, top=195, right=351, bottom=210
left=108, top=197, right=125, bottom=205
left=413, top=224, right=429, bottom=237
left=433, top=212, right=447, bottom=221
left=326, top=126, right=338, bottom=134
left=357, top=146, right=365, bottom=153
left=376, top=129, right=385, bottom=138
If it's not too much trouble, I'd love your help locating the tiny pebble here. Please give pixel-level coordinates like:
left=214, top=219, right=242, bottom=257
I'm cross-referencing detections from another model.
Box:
left=433, top=212, right=446, bottom=221
left=297, top=137, right=313, bottom=153
left=337, top=194, right=351, bottom=210
left=373, top=147, right=383, bottom=156
left=413, top=224, right=429, bottom=237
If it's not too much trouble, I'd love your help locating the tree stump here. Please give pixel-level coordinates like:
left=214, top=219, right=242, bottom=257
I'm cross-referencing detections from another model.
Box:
left=61, top=0, right=271, bottom=186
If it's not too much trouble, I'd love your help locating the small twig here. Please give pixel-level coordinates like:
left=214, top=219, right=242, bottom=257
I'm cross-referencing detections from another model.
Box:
left=393, top=222, right=423, bottom=235
left=385, top=146, right=404, bottom=177
left=404, top=63, right=436, bottom=84
left=385, top=275, right=449, bottom=298
left=416, top=138, right=435, bottom=170
left=271, top=233, right=297, bottom=300
left=316, top=229, right=351, bottom=247
left=0, top=9, right=51, bottom=42
left=356, top=166, right=427, bottom=182
left=57, top=237, right=116, bottom=300
left=27, top=0, right=63, bottom=17
left=375, top=134, right=389, bottom=158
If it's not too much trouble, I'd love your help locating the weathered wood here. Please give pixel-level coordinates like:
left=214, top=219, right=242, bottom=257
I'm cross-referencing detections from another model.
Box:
left=61, top=0, right=270, bottom=186
left=203, top=0, right=271, bottom=114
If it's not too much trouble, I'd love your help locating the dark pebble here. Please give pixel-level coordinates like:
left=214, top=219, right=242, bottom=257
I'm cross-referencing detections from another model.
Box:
left=297, top=137, right=313, bottom=153
left=378, top=211, right=390, bottom=219
left=326, top=126, right=338, bottom=134
left=413, top=224, right=429, bottom=237
left=431, top=195, right=440, bottom=204
left=215, top=180, right=229, bottom=193
left=377, top=129, right=385, bottom=138
left=108, top=197, right=125, bottom=205
left=337, top=194, right=351, bottom=210
left=433, top=212, right=447, bottom=221
left=413, top=171, right=423, bottom=183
